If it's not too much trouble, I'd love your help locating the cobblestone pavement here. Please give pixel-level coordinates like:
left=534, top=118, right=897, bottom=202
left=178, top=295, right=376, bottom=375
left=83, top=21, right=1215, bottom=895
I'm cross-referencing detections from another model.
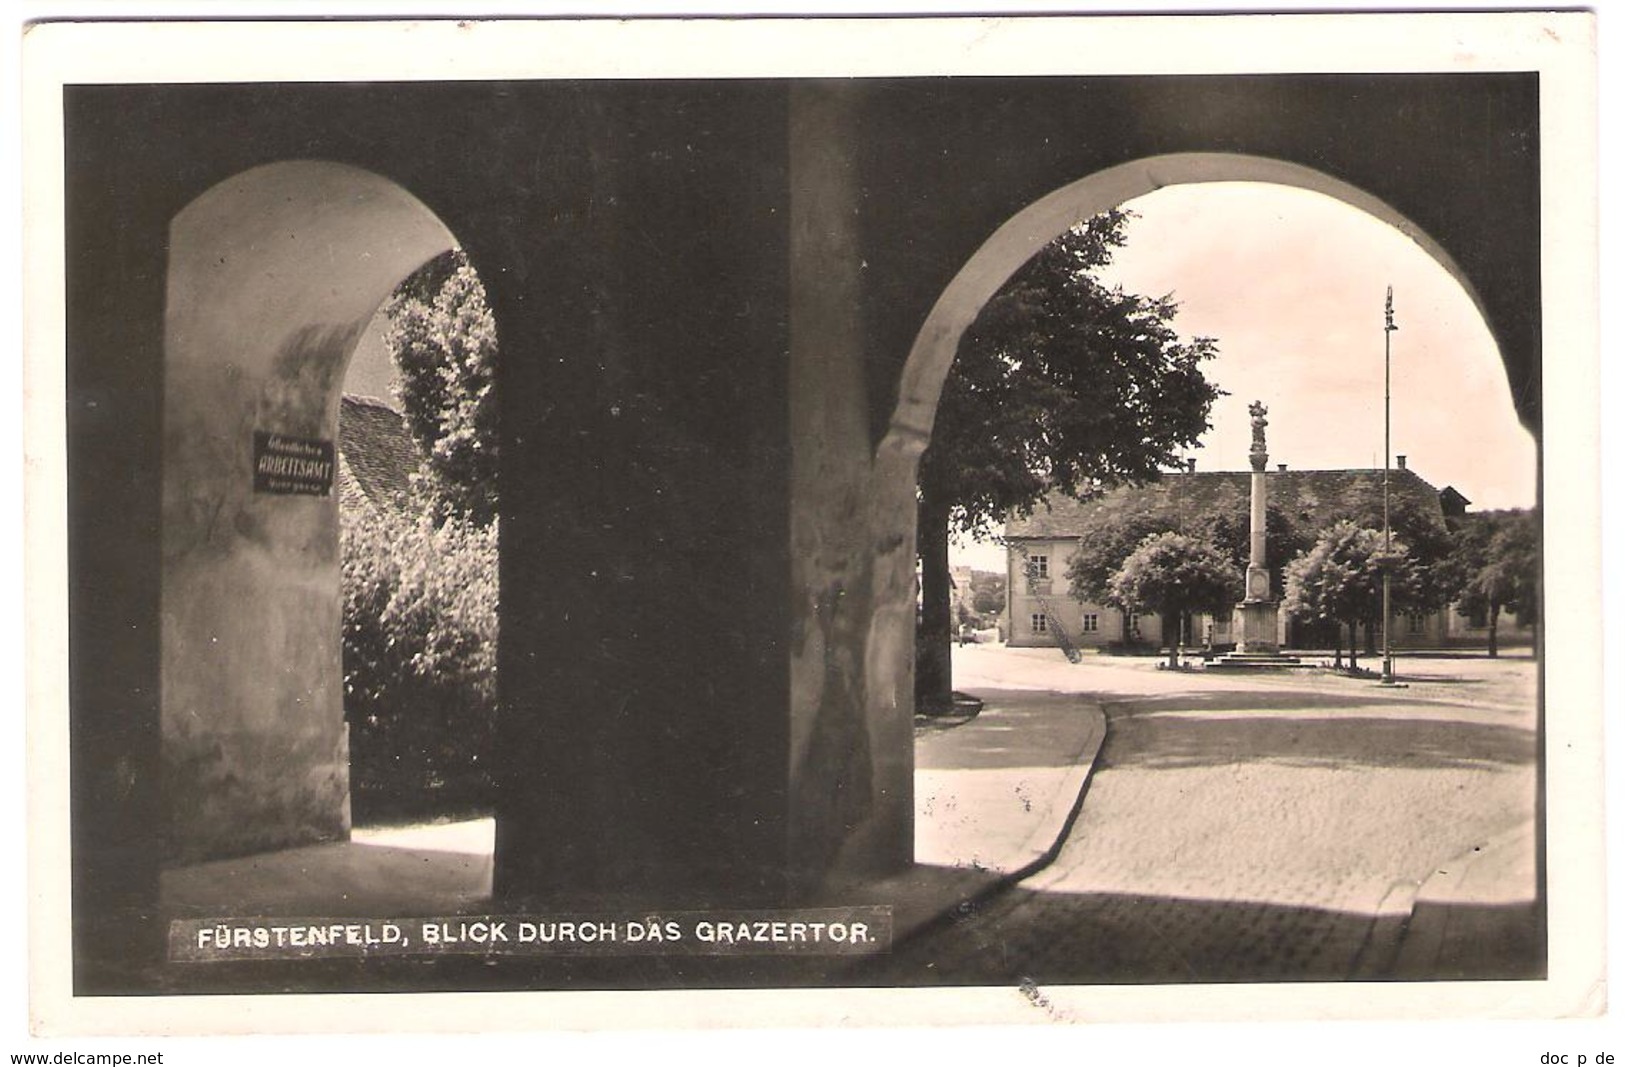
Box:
left=863, top=646, right=1538, bottom=985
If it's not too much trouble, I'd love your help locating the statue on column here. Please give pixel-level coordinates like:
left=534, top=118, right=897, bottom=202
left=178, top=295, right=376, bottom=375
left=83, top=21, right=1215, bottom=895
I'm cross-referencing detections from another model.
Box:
left=1248, top=401, right=1269, bottom=469
left=1211, top=398, right=1301, bottom=667
left=1240, top=400, right=1277, bottom=641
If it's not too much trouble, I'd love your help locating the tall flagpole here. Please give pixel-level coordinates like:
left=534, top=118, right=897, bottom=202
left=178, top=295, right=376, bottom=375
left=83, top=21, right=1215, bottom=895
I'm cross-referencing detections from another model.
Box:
left=1381, top=286, right=1397, bottom=684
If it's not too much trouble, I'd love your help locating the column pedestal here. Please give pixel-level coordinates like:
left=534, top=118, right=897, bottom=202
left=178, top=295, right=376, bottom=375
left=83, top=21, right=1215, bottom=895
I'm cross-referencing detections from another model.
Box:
left=1235, top=597, right=1281, bottom=655
left=1209, top=598, right=1304, bottom=669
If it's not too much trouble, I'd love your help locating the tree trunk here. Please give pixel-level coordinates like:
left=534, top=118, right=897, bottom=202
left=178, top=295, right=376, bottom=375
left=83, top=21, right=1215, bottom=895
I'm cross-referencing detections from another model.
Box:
left=1332, top=624, right=1343, bottom=669
left=1364, top=616, right=1378, bottom=657
left=1487, top=602, right=1500, bottom=658
left=916, top=494, right=955, bottom=714
left=1163, top=610, right=1180, bottom=668
left=1347, top=621, right=1359, bottom=671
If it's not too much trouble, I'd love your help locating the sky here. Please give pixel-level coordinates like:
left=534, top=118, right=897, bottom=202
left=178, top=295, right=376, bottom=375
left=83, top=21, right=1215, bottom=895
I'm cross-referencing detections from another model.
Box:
left=345, top=304, right=400, bottom=401
left=950, top=181, right=1538, bottom=571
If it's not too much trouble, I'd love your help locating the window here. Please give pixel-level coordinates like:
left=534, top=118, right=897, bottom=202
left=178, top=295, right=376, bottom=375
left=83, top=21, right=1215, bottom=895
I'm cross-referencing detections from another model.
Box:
left=1080, top=613, right=1099, bottom=633
left=1030, top=613, right=1048, bottom=634
left=1127, top=614, right=1142, bottom=637
left=1030, top=554, right=1050, bottom=579
left=1408, top=612, right=1427, bottom=635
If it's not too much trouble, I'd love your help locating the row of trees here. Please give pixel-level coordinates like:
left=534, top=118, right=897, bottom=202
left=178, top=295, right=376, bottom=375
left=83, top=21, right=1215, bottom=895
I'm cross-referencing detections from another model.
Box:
left=1058, top=502, right=1537, bottom=670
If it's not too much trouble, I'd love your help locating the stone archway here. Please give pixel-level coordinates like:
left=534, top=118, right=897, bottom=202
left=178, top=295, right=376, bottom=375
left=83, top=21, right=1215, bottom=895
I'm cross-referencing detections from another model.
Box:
left=161, top=161, right=458, bottom=863
left=864, top=153, right=1509, bottom=826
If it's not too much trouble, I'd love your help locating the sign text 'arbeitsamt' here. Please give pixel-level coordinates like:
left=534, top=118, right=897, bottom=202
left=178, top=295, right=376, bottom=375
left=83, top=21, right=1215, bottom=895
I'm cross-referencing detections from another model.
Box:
left=253, top=430, right=334, bottom=496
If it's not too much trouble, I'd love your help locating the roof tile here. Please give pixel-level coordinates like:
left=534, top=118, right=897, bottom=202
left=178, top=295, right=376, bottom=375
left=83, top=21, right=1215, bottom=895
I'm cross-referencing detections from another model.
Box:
left=1005, top=467, right=1450, bottom=539
left=337, top=395, right=421, bottom=515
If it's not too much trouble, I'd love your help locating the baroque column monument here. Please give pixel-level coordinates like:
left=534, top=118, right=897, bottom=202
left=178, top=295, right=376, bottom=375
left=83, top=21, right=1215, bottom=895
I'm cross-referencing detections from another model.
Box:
left=1237, top=401, right=1279, bottom=651
left=1212, top=401, right=1303, bottom=669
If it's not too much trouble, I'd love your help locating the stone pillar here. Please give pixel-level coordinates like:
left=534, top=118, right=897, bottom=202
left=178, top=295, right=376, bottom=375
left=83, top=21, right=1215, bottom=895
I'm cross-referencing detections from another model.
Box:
left=492, top=83, right=912, bottom=908
left=786, top=82, right=915, bottom=894
left=492, top=85, right=798, bottom=908
left=1235, top=401, right=1280, bottom=653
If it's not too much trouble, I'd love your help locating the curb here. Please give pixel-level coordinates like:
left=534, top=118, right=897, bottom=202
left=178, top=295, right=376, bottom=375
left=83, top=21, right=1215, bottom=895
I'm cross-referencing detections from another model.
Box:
left=889, top=704, right=1108, bottom=949
left=1388, top=820, right=1539, bottom=979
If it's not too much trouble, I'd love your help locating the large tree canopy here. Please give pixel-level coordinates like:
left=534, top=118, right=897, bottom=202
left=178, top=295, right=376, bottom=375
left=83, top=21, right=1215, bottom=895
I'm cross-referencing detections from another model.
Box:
left=1105, top=532, right=1242, bottom=667
left=383, top=248, right=500, bottom=526
left=916, top=210, right=1222, bottom=707
left=1065, top=504, right=1182, bottom=610
left=342, top=248, right=501, bottom=819
left=919, top=210, right=1222, bottom=533
left=1281, top=520, right=1422, bottom=670
left=1194, top=503, right=1316, bottom=601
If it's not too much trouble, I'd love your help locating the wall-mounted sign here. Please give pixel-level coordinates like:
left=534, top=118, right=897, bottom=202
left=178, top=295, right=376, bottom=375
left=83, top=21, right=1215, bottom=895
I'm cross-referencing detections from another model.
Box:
left=253, top=430, right=335, bottom=496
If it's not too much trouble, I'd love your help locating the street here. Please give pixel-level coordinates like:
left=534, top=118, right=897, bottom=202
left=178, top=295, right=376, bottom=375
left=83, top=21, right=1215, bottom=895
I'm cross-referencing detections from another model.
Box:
left=871, top=644, right=1540, bottom=984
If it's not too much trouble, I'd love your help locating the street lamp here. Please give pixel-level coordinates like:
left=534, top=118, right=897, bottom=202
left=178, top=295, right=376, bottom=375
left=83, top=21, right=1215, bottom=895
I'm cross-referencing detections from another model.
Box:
left=1381, top=286, right=1397, bottom=685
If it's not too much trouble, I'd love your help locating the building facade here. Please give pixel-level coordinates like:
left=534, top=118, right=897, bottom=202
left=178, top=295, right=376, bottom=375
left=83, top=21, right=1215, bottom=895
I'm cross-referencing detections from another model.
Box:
left=1005, top=464, right=1530, bottom=653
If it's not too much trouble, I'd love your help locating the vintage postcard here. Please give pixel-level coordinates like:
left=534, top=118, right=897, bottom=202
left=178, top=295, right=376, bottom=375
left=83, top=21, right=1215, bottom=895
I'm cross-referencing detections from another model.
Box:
left=18, top=8, right=1603, bottom=1046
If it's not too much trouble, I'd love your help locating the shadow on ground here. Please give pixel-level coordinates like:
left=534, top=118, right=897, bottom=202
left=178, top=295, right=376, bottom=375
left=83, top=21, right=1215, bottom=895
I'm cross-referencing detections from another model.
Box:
left=916, top=689, right=1100, bottom=770
left=1092, top=686, right=1498, bottom=715
left=853, top=885, right=1544, bottom=987
left=1093, top=710, right=1536, bottom=773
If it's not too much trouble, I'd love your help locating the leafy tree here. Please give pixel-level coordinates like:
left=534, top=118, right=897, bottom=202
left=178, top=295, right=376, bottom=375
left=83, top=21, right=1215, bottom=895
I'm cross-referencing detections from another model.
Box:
left=1329, top=491, right=1456, bottom=641
left=1062, top=482, right=1308, bottom=646
left=1282, top=521, right=1421, bottom=671
left=1063, top=498, right=1182, bottom=603
left=970, top=571, right=1008, bottom=618
left=918, top=210, right=1221, bottom=706
left=1447, top=509, right=1539, bottom=656
left=1195, top=502, right=1316, bottom=600
left=1105, top=532, right=1242, bottom=668
left=1064, top=501, right=1182, bottom=641
left=384, top=248, right=500, bottom=526
left=342, top=494, right=500, bottom=821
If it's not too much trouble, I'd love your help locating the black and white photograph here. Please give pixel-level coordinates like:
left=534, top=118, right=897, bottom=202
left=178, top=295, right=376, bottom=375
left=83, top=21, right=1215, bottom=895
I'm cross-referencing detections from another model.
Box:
left=15, top=7, right=1607, bottom=1051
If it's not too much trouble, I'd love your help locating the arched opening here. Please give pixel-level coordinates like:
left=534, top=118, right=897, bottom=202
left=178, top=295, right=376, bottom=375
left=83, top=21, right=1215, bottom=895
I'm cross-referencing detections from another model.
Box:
left=888, top=153, right=1530, bottom=871
left=338, top=249, right=501, bottom=835
left=158, top=161, right=476, bottom=867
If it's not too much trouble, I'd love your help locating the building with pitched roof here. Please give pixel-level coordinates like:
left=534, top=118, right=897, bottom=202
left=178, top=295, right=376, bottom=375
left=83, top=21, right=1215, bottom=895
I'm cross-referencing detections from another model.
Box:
left=1004, top=460, right=1513, bottom=653
left=336, top=394, right=421, bottom=518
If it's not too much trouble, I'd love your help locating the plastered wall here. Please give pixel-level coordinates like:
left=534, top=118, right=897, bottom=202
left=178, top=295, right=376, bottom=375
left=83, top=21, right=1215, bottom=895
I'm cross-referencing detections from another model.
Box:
left=162, top=162, right=454, bottom=861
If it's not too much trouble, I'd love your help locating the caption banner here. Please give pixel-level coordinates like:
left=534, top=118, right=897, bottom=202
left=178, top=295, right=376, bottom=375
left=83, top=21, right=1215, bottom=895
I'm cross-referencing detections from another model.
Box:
left=170, top=906, right=892, bottom=961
